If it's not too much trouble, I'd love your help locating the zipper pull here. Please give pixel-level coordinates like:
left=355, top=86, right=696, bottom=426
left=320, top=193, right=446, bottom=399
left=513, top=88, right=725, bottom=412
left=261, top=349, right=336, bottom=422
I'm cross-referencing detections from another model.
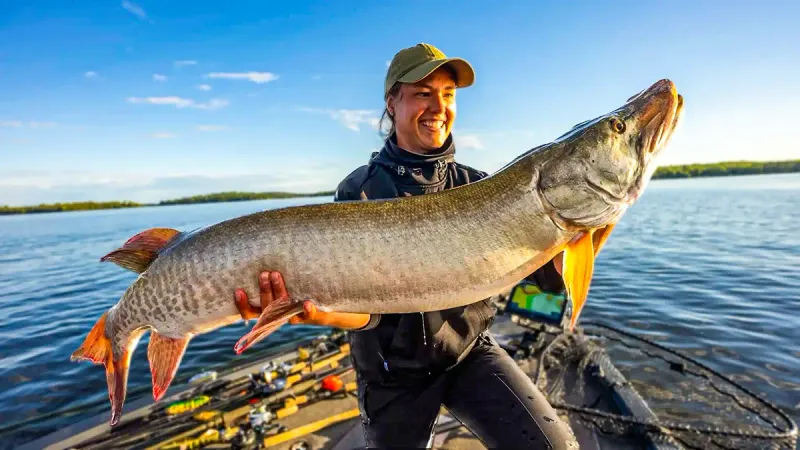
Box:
left=420, top=312, right=427, bottom=346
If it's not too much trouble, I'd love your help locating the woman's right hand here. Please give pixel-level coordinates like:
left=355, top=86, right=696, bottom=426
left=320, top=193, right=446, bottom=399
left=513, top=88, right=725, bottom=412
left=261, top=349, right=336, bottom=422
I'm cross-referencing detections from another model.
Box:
left=234, top=271, right=372, bottom=331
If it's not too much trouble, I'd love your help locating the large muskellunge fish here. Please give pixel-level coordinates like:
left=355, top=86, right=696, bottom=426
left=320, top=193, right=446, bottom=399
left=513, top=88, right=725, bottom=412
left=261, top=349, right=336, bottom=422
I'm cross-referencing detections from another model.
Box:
left=71, top=79, right=683, bottom=426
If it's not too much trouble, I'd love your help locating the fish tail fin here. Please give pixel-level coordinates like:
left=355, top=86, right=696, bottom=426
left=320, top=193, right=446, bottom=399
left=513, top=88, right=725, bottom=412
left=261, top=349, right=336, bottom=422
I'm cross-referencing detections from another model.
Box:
left=147, top=331, right=191, bottom=402
left=107, top=348, right=134, bottom=426
left=70, top=311, right=137, bottom=426
left=70, top=311, right=111, bottom=365
left=234, top=299, right=303, bottom=355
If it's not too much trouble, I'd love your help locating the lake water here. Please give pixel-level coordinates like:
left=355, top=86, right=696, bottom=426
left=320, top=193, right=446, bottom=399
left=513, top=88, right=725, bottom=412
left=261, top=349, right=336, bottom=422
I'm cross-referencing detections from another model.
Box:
left=1, top=173, right=798, bottom=448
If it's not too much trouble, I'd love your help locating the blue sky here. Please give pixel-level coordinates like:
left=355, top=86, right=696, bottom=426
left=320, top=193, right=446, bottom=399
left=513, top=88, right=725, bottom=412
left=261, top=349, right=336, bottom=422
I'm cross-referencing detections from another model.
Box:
left=0, top=0, right=797, bottom=206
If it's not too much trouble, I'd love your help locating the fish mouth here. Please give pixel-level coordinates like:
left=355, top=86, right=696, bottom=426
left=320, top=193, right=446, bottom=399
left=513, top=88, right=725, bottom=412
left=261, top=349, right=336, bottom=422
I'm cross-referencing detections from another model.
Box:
left=592, top=80, right=684, bottom=206
left=637, top=80, right=682, bottom=158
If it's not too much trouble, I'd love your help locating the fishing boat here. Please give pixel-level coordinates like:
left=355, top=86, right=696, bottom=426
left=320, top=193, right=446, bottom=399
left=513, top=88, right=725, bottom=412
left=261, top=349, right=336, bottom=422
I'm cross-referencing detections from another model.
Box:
left=17, top=283, right=798, bottom=450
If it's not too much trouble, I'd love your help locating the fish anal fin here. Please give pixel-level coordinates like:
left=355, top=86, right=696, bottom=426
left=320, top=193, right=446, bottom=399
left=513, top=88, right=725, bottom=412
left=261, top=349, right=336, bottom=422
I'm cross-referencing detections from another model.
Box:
left=147, top=331, right=191, bottom=402
left=591, top=223, right=617, bottom=256
left=100, top=227, right=182, bottom=273
left=563, top=232, right=595, bottom=332
left=234, top=299, right=303, bottom=355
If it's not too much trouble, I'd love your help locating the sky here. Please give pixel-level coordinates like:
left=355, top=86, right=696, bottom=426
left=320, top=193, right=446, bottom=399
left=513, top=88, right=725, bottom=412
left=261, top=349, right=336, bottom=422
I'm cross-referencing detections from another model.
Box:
left=0, top=0, right=798, bottom=206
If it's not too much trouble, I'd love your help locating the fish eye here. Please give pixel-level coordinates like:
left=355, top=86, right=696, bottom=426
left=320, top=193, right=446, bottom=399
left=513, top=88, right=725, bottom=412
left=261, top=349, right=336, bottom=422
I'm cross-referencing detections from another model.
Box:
left=609, top=118, right=625, bottom=134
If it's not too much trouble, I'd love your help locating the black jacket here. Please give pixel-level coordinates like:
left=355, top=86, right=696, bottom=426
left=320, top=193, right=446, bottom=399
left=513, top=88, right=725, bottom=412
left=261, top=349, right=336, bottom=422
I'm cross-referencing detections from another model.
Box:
left=334, top=133, right=563, bottom=383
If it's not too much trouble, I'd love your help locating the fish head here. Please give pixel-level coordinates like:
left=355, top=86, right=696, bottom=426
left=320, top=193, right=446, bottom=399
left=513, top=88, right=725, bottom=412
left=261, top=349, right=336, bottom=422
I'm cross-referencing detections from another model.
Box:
left=538, top=78, right=684, bottom=231
left=534, top=79, right=683, bottom=332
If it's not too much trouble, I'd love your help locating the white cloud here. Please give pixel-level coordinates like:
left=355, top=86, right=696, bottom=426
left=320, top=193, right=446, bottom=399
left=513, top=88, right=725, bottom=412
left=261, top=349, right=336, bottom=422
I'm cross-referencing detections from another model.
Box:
left=457, top=134, right=484, bottom=150
left=121, top=1, right=148, bottom=21
left=196, top=125, right=228, bottom=132
left=196, top=84, right=212, bottom=91
left=128, top=96, right=193, bottom=108
left=29, top=122, right=57, bottom=129
left=127, top=96, right=230, bottom=110
left=206, top=71, right=279, bottom=84
left=85, top=71, right=98, bottom=78
left=300, top=107, right=380, bottom=132
left=1, top=121, right=57, bottom=129
left=174, top=60, right=197, bottom=67
left=153, top=74, right=167, bottom=81
left=149, top=132, right=176, bottom=139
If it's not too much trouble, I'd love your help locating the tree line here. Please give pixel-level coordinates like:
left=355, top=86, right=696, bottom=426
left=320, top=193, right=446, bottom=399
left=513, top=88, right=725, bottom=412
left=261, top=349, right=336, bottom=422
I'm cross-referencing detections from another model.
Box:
left=652, top=159, right=800, bottom=179
left=157, top=190, right=335, bottom=205
left=0, top=191, right=334, bottom=215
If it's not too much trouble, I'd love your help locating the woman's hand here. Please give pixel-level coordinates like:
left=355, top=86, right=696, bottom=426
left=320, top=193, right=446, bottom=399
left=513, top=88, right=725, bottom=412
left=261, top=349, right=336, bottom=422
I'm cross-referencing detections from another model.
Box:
left=233, top=271, right=371, bottom=330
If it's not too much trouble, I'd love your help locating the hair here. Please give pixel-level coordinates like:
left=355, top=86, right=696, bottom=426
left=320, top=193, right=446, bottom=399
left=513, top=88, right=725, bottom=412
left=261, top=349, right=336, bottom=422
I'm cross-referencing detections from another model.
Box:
left=379, top=65, right=458, bottom=140
left=378, top=83, right=402, bottom=139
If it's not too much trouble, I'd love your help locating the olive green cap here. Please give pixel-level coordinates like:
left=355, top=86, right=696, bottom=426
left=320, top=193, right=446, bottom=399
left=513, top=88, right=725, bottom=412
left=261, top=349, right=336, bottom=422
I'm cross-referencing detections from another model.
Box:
left=384, top=43, right=475, bottom=98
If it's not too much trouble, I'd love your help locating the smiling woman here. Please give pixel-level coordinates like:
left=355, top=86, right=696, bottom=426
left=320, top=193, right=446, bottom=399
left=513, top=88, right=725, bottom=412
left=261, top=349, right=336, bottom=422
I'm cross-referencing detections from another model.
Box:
left=384, top=68, right=456, bottom=151
left=234, top=42, right=578, bottom=449
left=377, top=43, right=474, bottom=152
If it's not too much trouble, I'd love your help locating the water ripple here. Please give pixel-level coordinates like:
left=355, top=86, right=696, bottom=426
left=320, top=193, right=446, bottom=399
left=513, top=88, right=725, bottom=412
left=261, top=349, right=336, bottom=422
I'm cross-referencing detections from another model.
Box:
left=1, top=179, right=799, bottom=447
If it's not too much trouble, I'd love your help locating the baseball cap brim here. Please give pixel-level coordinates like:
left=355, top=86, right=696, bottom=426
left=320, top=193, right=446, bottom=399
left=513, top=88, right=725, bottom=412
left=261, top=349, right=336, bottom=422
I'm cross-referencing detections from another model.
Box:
left=397, top=57, right=475, bottom=89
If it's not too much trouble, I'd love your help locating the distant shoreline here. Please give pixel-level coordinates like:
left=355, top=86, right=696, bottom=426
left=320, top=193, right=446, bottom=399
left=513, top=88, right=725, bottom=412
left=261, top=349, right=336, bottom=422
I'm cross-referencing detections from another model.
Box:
left=651, top=159, right=799, bottom=180
left=2, top=159, right=798, bottom=215
left=0, top=191, right=335, bottom=216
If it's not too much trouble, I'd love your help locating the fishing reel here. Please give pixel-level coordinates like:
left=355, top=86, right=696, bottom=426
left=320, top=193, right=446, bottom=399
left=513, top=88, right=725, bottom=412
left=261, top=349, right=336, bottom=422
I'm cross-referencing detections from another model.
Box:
left=230, top=404, right=286, bottom=450
left=249, top=361, right=292, bottom=390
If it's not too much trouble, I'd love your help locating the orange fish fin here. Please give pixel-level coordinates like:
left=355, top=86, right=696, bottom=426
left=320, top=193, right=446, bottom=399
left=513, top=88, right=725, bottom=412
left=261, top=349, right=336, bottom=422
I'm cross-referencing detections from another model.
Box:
left=563, top=232, right=596, bottom=332
left=108, top=348, right=135, bottom=426
left=234, top=302, right=303, bottom=355
left=591, top=223, right=617, bottom=256
left=71, top=312, right=140, bottom=426
left=148, top=331, right=191, bottom=402
left=70, top=311, right=111, bottom=365
left=100, top=227, right=182, bottom=273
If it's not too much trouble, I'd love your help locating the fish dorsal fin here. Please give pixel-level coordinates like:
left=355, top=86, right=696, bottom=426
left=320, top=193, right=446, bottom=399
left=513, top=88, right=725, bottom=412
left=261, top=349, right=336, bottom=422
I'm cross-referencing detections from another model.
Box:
left=100, top=227, right=182, bottom=273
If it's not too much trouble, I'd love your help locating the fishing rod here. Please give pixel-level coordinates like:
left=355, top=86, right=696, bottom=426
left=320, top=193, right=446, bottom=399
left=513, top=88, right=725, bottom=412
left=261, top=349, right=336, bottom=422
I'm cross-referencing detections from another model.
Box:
left=67, top=336, right=352, bottom=449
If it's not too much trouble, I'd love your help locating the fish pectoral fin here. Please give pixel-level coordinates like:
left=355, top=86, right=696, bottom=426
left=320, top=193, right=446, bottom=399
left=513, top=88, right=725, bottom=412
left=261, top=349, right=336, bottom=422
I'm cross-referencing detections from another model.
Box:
left=591, top=223, right=617, bottom=256
left=100, top=227, right=182, bottom=273
left=234, top=301, right=304, bottom=355
left=563, top=231, right=596, bottom=332
left=147, top=331, right=191, bottom=402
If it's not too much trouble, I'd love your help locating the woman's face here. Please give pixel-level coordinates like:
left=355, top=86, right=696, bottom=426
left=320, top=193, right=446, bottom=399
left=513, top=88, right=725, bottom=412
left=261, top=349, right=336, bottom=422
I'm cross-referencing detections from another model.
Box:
left=388, top=67, right=457, bottom=154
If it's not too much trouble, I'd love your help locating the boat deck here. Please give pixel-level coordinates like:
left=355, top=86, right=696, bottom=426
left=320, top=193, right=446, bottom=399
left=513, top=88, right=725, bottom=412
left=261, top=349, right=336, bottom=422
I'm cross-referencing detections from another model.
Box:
left=250, top=315, right=634, bottom=450
left=18, top=314, right=686, bottom=450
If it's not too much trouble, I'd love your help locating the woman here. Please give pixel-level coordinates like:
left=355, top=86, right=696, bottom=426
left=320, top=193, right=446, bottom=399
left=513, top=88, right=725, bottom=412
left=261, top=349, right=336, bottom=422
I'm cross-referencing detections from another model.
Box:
left=234, top=43, right=577, bottom=449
